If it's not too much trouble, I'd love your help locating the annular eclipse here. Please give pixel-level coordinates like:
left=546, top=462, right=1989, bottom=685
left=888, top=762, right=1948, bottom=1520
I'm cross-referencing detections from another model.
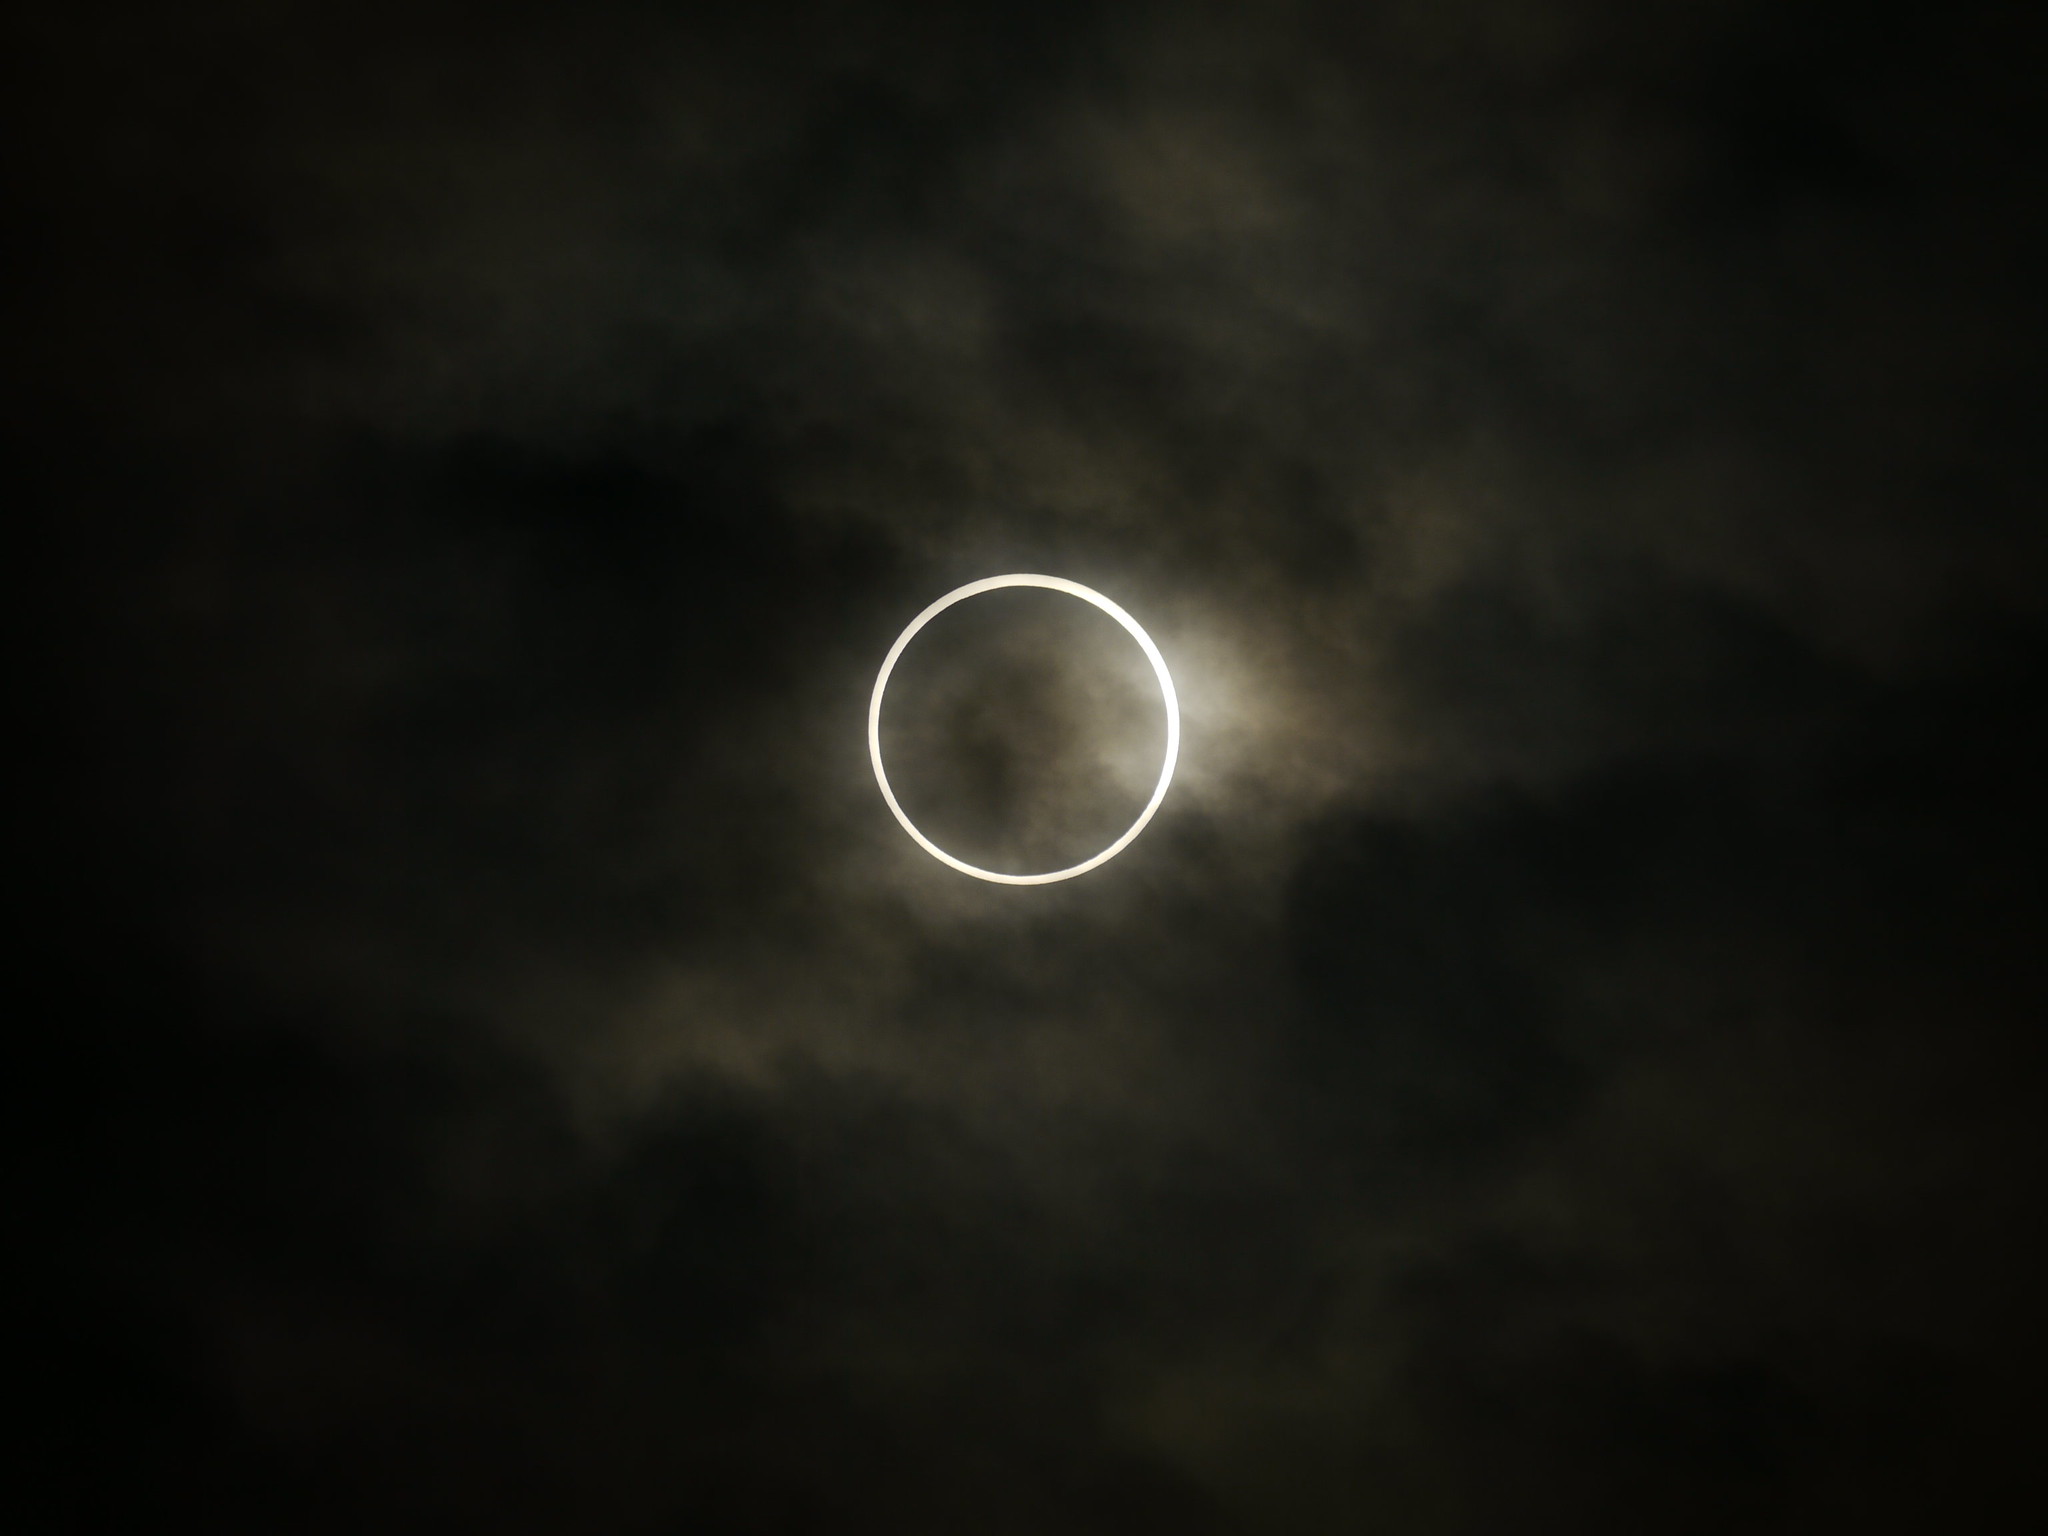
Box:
left=868, top=574, right=1180, bottom=885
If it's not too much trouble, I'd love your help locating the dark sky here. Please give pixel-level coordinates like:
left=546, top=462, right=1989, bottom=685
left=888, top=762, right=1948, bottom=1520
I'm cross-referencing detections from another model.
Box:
left=15, top=2, right=2048, bottom=1531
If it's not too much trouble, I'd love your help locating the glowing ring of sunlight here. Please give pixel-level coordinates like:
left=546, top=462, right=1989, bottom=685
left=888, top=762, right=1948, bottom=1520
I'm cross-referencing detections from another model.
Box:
left=869, top=574, right=1180, bottom=886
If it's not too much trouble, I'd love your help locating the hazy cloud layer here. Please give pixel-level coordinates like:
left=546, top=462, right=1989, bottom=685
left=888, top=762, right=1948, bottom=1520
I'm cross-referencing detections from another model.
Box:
left=18, top=1, right=2048, bottom=1531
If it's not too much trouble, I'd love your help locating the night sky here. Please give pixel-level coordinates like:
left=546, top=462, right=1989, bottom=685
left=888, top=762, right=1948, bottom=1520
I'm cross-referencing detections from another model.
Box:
left=15, top=2, right=2048, bottom=1531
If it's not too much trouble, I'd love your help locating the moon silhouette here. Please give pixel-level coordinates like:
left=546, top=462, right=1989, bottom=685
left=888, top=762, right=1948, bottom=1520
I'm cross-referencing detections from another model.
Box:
left=869, top=575, right=1180, bottom=884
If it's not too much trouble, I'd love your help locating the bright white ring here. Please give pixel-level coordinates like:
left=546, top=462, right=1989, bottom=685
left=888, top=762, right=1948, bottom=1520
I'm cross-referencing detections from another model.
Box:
left=869, top=574, right=1180, bottom=885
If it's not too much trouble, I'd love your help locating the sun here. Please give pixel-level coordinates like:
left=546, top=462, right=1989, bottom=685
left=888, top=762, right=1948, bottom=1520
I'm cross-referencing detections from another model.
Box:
left=869, top=575, right=1180, bottom=884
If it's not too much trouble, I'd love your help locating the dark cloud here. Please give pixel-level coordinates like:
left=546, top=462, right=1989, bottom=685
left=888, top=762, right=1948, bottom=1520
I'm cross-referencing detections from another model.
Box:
left=16, top=0, right=2048, bottom=1531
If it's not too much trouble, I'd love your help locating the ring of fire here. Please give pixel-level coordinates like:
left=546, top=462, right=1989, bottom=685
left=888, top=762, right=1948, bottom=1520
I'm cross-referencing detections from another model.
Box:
left=868, top=575, right=1180, bottom=885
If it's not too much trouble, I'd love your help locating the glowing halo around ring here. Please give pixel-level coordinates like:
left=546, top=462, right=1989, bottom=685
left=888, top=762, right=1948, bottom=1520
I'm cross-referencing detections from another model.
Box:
left=868, top=574, right=1180, bottom=885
